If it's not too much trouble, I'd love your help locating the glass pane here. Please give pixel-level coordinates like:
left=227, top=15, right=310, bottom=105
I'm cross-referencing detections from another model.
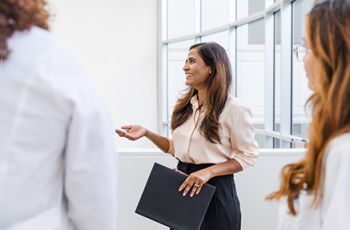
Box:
left=274, top=11, right=281, bottom=147
left=249, top=19, right=265, bottom=44
left=237, top=19, right=265, bottom=146
left=237, top=0, right=265, bottom=20
left=201, top=0, right=230, bottom=30
left=168, top=0, right=195, bottom=39
left=201, top=31, right=229, bottom=50
left=292, top=0, right=314, bottom=140
left=162, top=0, right=167, bottom=40
left=293, top=0, right=314, bottom=45
left=167, top=40, right=195, bottom=120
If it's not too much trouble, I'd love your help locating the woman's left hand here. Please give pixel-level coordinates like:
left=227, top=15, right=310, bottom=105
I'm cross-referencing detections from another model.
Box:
left=178, top=168, right=212, bottom=197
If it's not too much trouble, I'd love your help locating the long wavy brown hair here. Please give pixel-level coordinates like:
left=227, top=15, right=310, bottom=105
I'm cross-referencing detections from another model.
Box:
left=171, top=42, right=232, bottom=144
left=267, top=0, right=350, bottom=215
left=0, top=0, right=49, bottom=61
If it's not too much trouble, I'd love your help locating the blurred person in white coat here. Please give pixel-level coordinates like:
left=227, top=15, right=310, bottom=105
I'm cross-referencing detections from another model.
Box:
left=0, top=0, right=117, bottom=229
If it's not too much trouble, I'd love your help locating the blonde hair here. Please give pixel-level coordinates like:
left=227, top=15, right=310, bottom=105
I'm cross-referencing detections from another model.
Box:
left=267, top=0, right=350, bottom=215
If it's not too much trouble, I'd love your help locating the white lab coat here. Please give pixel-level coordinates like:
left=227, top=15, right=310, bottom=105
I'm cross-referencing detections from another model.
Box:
left=277, top=133, right=350, bottom=230
left=0, top=26, right=117, bottom=230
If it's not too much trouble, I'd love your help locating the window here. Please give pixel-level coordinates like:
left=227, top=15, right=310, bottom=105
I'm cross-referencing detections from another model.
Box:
left=292, top=0, right=314, bottom=140
left=236, top=19, right=265, bottom=146
left=237, top=0, right=265, bottom=20
left=201, top=31, right=229, bottom=50
left=274, top=10, right=281, bottom=147
left=167, top=0, right=196, bottom=39
left=162, top=0, right=313, bottom=148
left=201, top=0, right=230, bottom=30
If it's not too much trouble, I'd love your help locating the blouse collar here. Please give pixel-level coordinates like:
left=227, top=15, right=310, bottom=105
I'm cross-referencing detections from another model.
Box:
left=190, top=95, right=200, bottom=110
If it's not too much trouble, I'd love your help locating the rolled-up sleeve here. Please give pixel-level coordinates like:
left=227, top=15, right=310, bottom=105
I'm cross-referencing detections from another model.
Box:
left=167, top=138, right=175, bottom=155
left=167, top=129, right=175, bottom=155
left=230, top=106, right=259, bottom=170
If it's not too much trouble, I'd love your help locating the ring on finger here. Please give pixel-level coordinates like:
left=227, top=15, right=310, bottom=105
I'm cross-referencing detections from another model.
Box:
left=194, top=184, right=200, bottom=188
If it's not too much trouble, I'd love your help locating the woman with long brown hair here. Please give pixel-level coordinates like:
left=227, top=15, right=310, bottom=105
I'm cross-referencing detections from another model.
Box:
left=267, top=0, right=350, bottom=229
left=116, top=42, right=259, bottom=230
left=0, top=0, right=117, bottom=229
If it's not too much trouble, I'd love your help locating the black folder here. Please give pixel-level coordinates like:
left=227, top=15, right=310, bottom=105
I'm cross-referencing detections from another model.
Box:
left=135, top=162, right=216, bottom=230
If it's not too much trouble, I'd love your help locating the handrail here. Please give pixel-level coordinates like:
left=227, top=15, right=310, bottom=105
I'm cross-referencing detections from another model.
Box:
left=255, top=129, right=308, bottom=144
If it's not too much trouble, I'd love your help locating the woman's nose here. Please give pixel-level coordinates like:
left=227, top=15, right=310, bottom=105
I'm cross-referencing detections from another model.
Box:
left=183, top=63, right=189, bottom=71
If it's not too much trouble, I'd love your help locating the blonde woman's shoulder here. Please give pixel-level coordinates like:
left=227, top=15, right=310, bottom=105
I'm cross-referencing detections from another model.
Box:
left=328, top=133, right=350, bottom=149
left=323, top=133, right=350, bottom=167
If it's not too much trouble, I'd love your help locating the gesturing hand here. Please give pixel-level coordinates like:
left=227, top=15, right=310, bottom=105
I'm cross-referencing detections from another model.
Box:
left=178, top=168, right=212, bottom=197
left=115, top=125, right=147, bottom=141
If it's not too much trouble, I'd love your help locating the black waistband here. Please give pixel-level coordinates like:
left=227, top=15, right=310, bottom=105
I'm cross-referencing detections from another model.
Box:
left=177, top=161, right=235, bottom=187
left=177, top=161, right=214, bottom=173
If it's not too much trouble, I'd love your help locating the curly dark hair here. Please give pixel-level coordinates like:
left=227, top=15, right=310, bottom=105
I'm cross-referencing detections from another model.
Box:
left=0, top=0, right=49, bottom=61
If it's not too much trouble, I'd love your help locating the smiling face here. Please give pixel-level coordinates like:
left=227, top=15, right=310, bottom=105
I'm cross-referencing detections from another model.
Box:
left=303, top=17, right=317, bottom=90
left=183, top=48, right=211, bottom=91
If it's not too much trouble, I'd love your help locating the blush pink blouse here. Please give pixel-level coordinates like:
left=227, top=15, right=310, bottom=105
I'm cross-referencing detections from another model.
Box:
left=168, top=95, right=259, bottom=170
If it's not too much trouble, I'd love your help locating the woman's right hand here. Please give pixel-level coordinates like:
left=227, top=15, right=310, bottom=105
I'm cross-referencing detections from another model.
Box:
left=115, top=125, right=148, bottom=141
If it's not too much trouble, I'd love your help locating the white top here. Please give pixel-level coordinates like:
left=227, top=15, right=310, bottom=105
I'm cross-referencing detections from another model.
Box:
left=0, top=27, right=117, bottom=230
left=278, top=133, right=350, bottom=230
left=168, top=95, right=259, bottom=169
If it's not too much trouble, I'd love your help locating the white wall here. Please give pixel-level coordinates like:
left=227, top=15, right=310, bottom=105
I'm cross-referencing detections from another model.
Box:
left=49, top=0, right=159, bottom=148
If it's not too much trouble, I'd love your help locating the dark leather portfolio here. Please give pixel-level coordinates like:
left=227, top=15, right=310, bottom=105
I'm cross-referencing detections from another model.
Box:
left=135, top=162, right=216, bottom=230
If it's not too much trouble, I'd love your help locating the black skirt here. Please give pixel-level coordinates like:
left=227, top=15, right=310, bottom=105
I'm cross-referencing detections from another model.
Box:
left=171, top=161, right=241, bottom=230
